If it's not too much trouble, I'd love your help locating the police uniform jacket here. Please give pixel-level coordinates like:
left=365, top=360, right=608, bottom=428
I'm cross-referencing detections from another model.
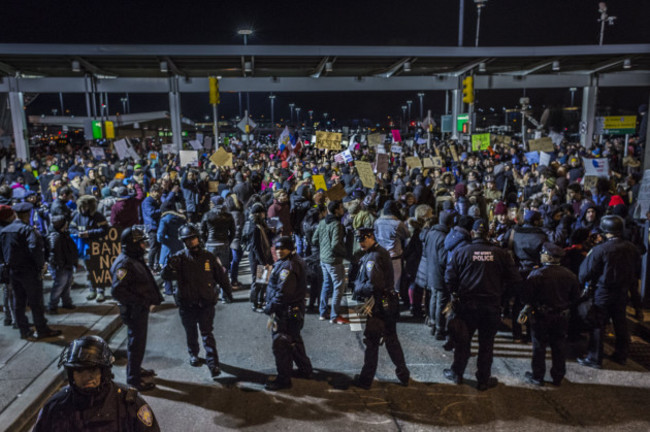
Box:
left=110, top=253, right=162, bottom=307
left=265, top=253, right=307, bottom=315
left=354, top=243, right=395, bottom=310
left=0, top=218, right=45, bottom=271
left=161, top=248, right=231, bottom=306
left=33, top=381, right=159, bottom=432
left=525, top=264, right=581, bottom=312
left=445, top=238, right=521, bottom=307
left=579, top=237, right=641, bottom=305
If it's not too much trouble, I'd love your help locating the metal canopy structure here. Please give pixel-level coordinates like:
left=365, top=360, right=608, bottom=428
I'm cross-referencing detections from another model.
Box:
left=0, top=43, right=648, bottom=92
left=0, top=43, right=649, bottom=160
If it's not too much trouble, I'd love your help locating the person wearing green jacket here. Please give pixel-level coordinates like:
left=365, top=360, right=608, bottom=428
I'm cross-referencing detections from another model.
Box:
left=312, top=200, right=349, bottom=324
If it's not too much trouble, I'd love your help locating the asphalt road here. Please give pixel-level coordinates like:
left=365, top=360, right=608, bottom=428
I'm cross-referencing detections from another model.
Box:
left=105, top=288, right=650, bottom=432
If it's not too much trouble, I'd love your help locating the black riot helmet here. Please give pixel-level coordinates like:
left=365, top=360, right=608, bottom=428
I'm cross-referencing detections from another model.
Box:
left=58, top=336, right=114, bottom=392
left=600, top=215, right=624, bottom=236
left=178, top=223, right=200, bottom=241
left=274, top=235, right=294, bottom=251
left=121, top=226, right=147, bottom=258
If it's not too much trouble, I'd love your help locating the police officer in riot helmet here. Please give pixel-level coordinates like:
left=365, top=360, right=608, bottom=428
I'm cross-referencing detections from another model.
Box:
left=263, top=236, right=313, bottom=391
left=111, top=227, right=163, bottom=391
left=162, top=223, right=231, bottom=380
left=522, top=242, right=581, bottom=386
left=444, top=219, right=522, bottom=391
left=578, top=215, right=641, bottom=368
left=352, top=228, right=410, bottom=390
left=33, top=335, right=160, bottom=431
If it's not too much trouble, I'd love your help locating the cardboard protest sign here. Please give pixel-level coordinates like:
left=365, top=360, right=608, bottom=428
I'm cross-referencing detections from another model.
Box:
left=162, top=144, right=176, bottom=154
left=582, top=176, right=599, bottom=191
left=368, top=133, right=385, bottom=146
left=180, top=150, right=199, bottom=167
left=528, top=137, right=554, bottom=153
left=86, top=227, right=122, bottom=289
left=90, top=146, right=105, bottom=160
left=210, top=147, right=233, bottom=167
left=405, top=157, right=422, bottom=169
left=422, top=157, right=434, bottom=168
left=375, top=153, right=389, bottom=174
left=355, top=161, right=376, bottom=189
left=390, top=145, right=403, bottom=154
left=326, top=183, right=347, bottom=201
left=525, top=151, right=540, bottom=165
left=208, top=181, right=219, bottom=193
left=312, top=175, right=327, bottom=191
left=450, top=145, right=459, bottom=162
left=315, top=131, right=343, bottom=150
left=583, top=157, right=610, bottom=178
left=391, top=130, right=402, bottom=142
left=471, top=133, right=491, bottom=152
left=432, top=156, right=443, bottom=168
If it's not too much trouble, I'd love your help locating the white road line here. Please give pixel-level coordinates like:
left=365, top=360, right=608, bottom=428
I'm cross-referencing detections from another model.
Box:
left=343, top=293, right=365, bottom=332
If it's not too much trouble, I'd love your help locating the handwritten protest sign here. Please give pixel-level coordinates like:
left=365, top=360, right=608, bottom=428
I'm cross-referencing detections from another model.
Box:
left=405, top=157, right=422, bottom=169
left=390, top=145, right=403, bottom=154
left=525, top=151, right=540, bottom=165
left=471, top=133, right=491, bottom=152
left=315, top=131, right=343, bottom=150
left=528, top=137, right=554, bottom=153
left=326, top=183, right=347, bottom=201
left=86, top=227, right=122, bottom=289
left=391, top=130, right=402, bottom=142
left=312, top=174, right=327, bottom=191
left=583, top=157, right=610, bottom=178
left=180, top=150, right=198, bottom=167
left=208, top=181, right=219, bottom=193
left=368, top=133, right=385, bottom=146
left=162, top=144, right=176, bottom=154
left=355, top=161, right=376, bottom=189
left=210, top=147, right=233, bottom=167
left=375, top=153, right=389, bottom=174
left=90, top=146, right=105, bottom=160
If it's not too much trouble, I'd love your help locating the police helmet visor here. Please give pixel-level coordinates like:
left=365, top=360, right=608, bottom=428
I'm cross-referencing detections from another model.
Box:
left=61, top=339, right=113, bottom=369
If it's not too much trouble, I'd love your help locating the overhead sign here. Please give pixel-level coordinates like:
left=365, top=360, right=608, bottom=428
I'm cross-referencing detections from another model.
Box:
left=441, top=115, right=453, bottom=133
left=602, top=115, right=637, bottom=134
left=456, top=113, right=469, bottom=132
left=237, top=117, right=257, bottom=133
left=92, top=121, right=103, bottom=139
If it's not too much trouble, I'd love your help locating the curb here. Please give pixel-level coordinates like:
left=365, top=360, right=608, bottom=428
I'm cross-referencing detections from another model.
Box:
left=0, top=305, right=123, bottom=432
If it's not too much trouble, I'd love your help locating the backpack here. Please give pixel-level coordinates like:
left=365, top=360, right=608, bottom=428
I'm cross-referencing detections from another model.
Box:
left=240, top=219, right=255, bottom=251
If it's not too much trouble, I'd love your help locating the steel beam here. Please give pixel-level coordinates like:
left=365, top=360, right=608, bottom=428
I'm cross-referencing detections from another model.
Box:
left=7, top=78, right=28, bottom=160
left=0, top=43, right=648, bottom=58
left=168, top=76, right=182, bottom=152
left=0, top=73, right=647, bottom=94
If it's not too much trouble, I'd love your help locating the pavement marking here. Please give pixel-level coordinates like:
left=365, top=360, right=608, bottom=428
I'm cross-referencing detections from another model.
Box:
left=343, top=293, right=365, bottom=332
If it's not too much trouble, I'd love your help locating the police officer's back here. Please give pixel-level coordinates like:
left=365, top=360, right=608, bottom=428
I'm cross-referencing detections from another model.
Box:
left=33, top=336, right=160, bottom=432
left=263, top=236, right=312, bottom=391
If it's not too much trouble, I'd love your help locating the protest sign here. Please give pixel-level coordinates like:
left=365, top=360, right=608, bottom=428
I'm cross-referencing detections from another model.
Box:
left=368, top=133, right=385, bottom=146
left=582, top=175, right=599, bottom=191
left=210, top=147, right=233, bottom=167
left=525, top=151, right=540, bottom=165
left=471, top=133, right=491, bottom=152
left=633, top=170, right=650, bottom=219
left=405, top=157, right=422, bottom=169
left=391, top=130, right=402, bottom=142
left=450, top=145, right=459, bottom=162
left=312, top=175, right=327, bottom=191
left=422, top=157, right=434, bottom=168
left=162, top=144, right=176, bottom=154
left=390, top=145, right=403, bottom=154
left=113, top=139, right=129, bottom=160
left=355, top=161, right=376, bottom=189
left=315, top=131, right=343, bottom=150
left=180, top=150, right=199, bottom=167
left=539, top=151, right=551, bottom=167
left=326, top=183, right=347, bottom=201
left=208, top=181, right=219, bottom=193
left=528, top=137, right=554, bottom=153
left=86, top=227, right=122, bottom=289
left=334, top=150, right=354, bottom=164
left=375, top=153, right=389, bottom=174
left=204, top=136, right=213, bottom=151
left=189, top=140, right=203, bottom=151
left=432, top=156, right=443, bottom=168
left=90, top=146, right=105, bottom=160
left=582, top=157, right=610, bottom=178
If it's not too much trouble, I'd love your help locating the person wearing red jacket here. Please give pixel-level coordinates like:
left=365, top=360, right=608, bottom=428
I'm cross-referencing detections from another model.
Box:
left=111, top=182, right=145, bottom=230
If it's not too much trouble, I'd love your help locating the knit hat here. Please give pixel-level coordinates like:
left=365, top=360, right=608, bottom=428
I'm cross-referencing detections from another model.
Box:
left=545, top=177, right=556, bottom=188
left=454, top=183, right=467, bottom=197
left=494, top=201, right=507, bottom=215
left=101, top=187, right=112, bottom=198
left=608, top=195, right=625, bottom=207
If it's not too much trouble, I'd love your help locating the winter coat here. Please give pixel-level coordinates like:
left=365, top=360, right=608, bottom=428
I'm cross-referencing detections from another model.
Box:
left=157, top=211, right=186, bottom=266
left=311, top=214, right=347, bottom=265
left=47, top=229, right=78, bottom=269
left=111, top=183, right=145, bottom=228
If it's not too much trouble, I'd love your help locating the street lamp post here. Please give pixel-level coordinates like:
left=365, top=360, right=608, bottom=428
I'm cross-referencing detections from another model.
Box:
left=597, top=2, right=616, bottom=45
left=401, top=105, right=407, bottom=133
left=295, top=107, right=301, bottom=124
left=417, top=92, right=425, bottom=120
left=474, top=0, right=488, bottom=47
left=120, top=97, right=128, bottom=114
left=569, top=87, right=577, bottom=107
left=406, top=100, right=413, bottom=121
left=289, top=103, right=295, bottom=124
left=237, top=28, right=253, bottom=117
left=269, top=94, right=276, bottom=125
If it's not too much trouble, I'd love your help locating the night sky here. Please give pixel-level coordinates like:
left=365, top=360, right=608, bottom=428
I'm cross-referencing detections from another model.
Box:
left=3, top=0, right=648, bottom=124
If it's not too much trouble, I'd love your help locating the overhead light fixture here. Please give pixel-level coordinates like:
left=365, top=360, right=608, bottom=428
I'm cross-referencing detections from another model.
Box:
left=403, top=61, right=412, bottom=72
left=325, top=62, right=333, bottom=73
left=160, top=61, right=168, bottom=73
left=244, top=61, right=253, bottom=73
left=552, top=61, right=560, bottom=71
left=71, top=60, right=81, bottom=72
left=479, top=62, right=487, bottom=72
left=623, top=58, right=631, bottom=69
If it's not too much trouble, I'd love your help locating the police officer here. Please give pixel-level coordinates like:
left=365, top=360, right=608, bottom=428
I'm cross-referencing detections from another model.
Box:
left=263, top=236, right=313, bottom=391
left=522, top=243, right=581, bottom=386
left=1, top=202, right=61, bottom=340
left=33, top=335, right=160, bottom=431
left=161, top=224, right=230, bottom=380
left=111, top=227, right=163, bottom=391
left=352, top=228, right=410, bottom=390
left=200, top=196, right=236, bottom=303
left=578, top=215, right=641, bottom=368
left=444, top=219, right=521, bottom=391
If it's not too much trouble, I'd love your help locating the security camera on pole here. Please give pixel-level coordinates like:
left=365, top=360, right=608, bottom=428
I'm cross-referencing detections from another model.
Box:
left=597, top=2, right=616, bottom=46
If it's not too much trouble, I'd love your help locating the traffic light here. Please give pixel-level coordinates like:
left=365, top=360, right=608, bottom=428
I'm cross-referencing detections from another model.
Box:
left=462, top=76, right=474, bottom=104
left=209, top=77, right=220, bottom=105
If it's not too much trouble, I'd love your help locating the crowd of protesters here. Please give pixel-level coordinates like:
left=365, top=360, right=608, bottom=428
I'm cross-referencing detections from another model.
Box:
left=0, top=123, right=647, bottom=377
